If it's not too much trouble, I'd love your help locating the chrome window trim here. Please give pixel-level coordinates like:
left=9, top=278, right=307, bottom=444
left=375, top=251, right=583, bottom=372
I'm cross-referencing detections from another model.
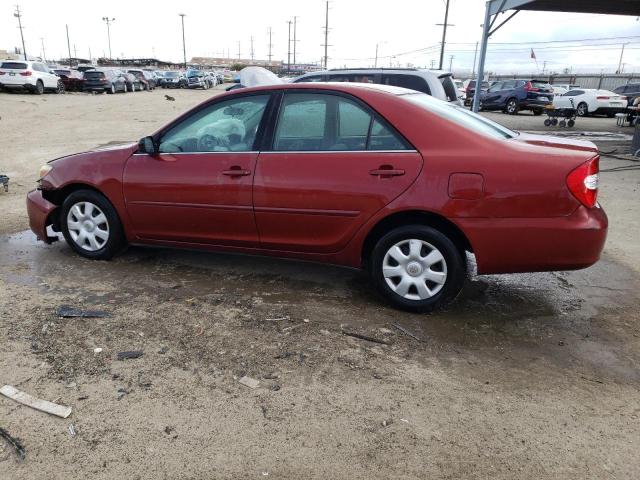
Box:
left=132, top=149, right=418, bottom=156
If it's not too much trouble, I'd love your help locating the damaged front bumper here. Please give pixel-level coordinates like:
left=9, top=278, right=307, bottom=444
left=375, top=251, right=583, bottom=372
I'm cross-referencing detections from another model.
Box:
left=26, top=189, right=59, bottom=243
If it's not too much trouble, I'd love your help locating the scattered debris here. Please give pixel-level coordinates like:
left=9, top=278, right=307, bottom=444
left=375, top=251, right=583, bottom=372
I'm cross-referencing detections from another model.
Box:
left=164, top=95, right=175, bottom=101
left=263, top=373, right=279, bottom=380
left=382, top=419, right=393, bottom=427
left=392, top=323, right=424, bottom=342
left=164, top=426, right=175, bottom=435
left=270, top=384, right=281, bottom=392
left=238, top=376, right=260, bottom=389
left=265, top=316, right=289, bottom=322
left=0, top=385, right=72, bottom=418
left=77, top=395, right=89, bottom=401
left=319, top=329, right=330, bottom=336
left=341, top=330, right=391, bottom=346
left=158, top=346, right=169, bottom=354
left=56, top=305, right=109, bottom=319
left=0, top=427, right=25, bottom=460
left=116, top=388, right=129, bottom=400
left=93, top=348, right=103, bottom=354
left=400, top=418, right=409, bottom=424
left=68, top=424, right=77, bottom=437
left=282, top=324, right=305, bottom=333
left=0, top=174, right=9, bottom=193
left=580, top=375, right=604, bottom=384
left=117, top=350, right=143, bottom=361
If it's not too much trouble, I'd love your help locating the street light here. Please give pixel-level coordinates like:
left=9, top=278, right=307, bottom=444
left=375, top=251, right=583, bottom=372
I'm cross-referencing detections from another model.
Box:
left=374, top=41, right=386, bottom=68
left=179, top=14, right=187, bottom=69
left=102, top=17, right=115, bottom=59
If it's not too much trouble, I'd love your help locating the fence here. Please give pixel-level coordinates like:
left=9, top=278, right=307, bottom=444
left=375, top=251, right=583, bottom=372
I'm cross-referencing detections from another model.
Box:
left=489, top=73, right=640, bottom=91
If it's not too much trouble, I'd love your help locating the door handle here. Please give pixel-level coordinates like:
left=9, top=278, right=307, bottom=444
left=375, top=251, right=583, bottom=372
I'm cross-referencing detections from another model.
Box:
left=369, top=166, right=405, bottom=177
left=222, top=166, right=251, bottom=177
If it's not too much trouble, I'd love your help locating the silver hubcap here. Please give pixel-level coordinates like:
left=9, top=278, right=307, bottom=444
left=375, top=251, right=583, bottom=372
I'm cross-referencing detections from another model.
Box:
left=67, top=201, right=109, bottom=252
left=383, top=239, right=447, bottom=301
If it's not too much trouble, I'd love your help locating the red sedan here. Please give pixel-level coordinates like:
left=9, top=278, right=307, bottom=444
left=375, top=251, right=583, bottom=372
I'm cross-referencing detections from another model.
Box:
left=27, top=83, right=607, bottom=312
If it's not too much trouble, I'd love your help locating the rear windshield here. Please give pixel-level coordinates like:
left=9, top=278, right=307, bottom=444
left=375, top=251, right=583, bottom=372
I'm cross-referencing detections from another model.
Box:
left=1, top=62, right=27, bottom=69
left=404, top=93, right=516, bottom=140
left=84, top=71, right=106, bottom=79
left=531, top=81, right=551, bottom=89
left=54, top=70, right=70, bottom=75
left=166, top=72, right=179, bottom=77
left=440, top=76, right=458, bottom=102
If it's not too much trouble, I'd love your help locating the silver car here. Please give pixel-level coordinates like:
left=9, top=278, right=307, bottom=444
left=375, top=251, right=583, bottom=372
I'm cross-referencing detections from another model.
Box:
left=293, top=68, right=460, bottom=105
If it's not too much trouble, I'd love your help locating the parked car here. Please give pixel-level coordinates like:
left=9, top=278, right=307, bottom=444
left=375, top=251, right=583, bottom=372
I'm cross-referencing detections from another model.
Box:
left=293, top=68, right=451, bottom=103
left=118, top=71, right=141, bottom=92
left=27, top=83, right=607, bottom=313
left=76, top=64, right=96, bottom=73
left=127, top=70, right=152, bottom=90
left=162, top=70, right=182, bottom=89
left=52, top=68, right=84, bottom=92
left=462, top=79, right=490, bottom=106
left=553, top=88, right=627, bottom=117
left=613, top=83, right=640, bottom=106
left=551, top=84, right=580, bottom=95
left=205, top=71, right=218, bottom=88
left=154, top=70, right=167, bottom=87
left=0, top=60, right=64, bottom=94
left=478, top=79, right=553, bottom=115
left=185, top=69, right=209, bottom=89
left=82, top=68, right=127, bottom=94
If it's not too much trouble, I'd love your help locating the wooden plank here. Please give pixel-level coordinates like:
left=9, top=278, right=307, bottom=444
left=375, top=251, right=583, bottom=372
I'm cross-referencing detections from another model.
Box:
left=0, top=385, right=72, bottom=418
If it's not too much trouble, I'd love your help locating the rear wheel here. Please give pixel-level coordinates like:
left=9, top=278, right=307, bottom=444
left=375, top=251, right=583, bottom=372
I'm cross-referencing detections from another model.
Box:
left=505, top=98, right=519, bottom=115
left=107, top=83, right=116, bottom=94
left=369, top=225, right=465, bottom=313
left=34, top=80, right=44, bottom=95
left=576, top=102, right=588, bottom=117
left=60, top=190, right=126, bottom=260
left=55, top=80, right=65, bottom=94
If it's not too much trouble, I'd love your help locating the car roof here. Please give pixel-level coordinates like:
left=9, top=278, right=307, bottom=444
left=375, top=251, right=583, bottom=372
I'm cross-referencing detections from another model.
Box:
left=226, top=81, right=425, bottom=98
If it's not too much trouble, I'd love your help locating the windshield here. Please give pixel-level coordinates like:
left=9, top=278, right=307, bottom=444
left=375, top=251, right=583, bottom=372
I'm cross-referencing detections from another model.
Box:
left=404, top=93, right=516, bottom=140
left=166, top=71, right=179, bottom=78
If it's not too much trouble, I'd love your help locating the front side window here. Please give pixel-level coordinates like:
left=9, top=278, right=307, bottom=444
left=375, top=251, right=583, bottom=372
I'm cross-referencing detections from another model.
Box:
left=159, top=95, right=270, bottom=153
left=488, top=82, right=503, bottom=92
left=296, top=75, right=325, bottom=83
left=273, top=93, right=409, bottom=152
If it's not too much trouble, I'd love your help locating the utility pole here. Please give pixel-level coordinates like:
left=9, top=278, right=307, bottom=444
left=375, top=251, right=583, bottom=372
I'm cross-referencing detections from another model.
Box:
left=102, top=17, right=115, bottom=59
left=267, top=27, right=273, bottom=64
left=74, top=44, right=77, bottom=59
left=293, top=16, right=298, bottom=67
left=14, top=5, right=27, bottom=60
left=449, top=55, right=454, bottom=72
left=374, top=43, right=379, bottom=68
left=617, top=43, right=627, bottom=74
left=542, top=60, right=547, bottom=75
left=66, top=24, right=72, bottom=67
left=178, top=14, right=187, bottom=68
left=250, top=36, right=254, bottom=62
left=437, top=0, right=452, bottom=70
left=322, top=1, right=330, bottom=69
left=430, top=59, right=436, bottom=69
left=237, top=40, right=241, bottom=60
left=287, top=20, right=292, bottom=72
left=40, top=37, right=46, bottom=63
left=471, top=41, right=479, bottom=76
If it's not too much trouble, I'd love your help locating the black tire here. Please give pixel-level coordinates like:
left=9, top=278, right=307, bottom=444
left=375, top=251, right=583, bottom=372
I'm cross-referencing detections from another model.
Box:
left=567, top=119, right=575, bottom=128
left=532, top=108, right=543, bottom=116
left=369, top=225, right=465, bottom=313
left=551, top=118, right=558, bottom=126
left=576, top=102, right=588, bottom=117
left=34, top=80, right=44, bottom=95
left=107, top=83, right=116, bottom=94
left=544, top=119, right=551, bottom=127
left=55, top=80, right=65, bottom=94
left=60, top=189, right=126, bottom=260
left=559, top=120, right=567, bottom=127
left=505, top=98, right=519, bottom=115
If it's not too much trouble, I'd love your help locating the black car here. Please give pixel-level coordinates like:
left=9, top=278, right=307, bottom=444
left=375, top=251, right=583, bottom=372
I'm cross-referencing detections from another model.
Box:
left=479, top=79, right=553, bottom=115
left=613, top=83, right=640, bottom=106
left=82, top=68, right=127, bottom=94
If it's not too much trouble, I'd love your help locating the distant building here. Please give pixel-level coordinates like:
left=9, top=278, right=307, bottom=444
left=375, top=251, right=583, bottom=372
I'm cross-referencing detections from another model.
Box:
left=190, top=57, right=283, bottom=69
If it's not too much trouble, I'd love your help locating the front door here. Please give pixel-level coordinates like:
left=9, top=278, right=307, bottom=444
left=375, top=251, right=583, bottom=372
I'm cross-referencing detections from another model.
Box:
left=253, top=91, right=423, bottom=254
left=123, top=93, right=271, bottom=246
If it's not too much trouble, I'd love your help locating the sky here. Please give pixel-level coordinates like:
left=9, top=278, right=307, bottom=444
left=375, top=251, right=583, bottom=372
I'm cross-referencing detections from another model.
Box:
left=1, top=0, right=639, bottom=75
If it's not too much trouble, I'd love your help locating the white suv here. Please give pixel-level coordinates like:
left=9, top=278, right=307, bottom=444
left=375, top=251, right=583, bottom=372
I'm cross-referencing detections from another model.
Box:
left=0, top=60, right=63, bottom=94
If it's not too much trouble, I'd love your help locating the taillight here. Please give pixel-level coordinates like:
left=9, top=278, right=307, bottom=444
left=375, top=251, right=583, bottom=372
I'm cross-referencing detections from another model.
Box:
left=524, top=81, right=539, bottom=92
left=19, top=70, right=32, bottom=76
left=596, top=96, right=610, bottom=100
left=567, top=157, right=599, bottom=208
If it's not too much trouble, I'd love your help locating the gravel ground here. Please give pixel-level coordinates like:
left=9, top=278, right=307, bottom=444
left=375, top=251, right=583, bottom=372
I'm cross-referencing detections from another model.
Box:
left=0, top=87, right=639, bottom=479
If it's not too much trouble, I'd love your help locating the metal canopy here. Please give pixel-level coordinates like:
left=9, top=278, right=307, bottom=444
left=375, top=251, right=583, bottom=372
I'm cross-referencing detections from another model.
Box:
left=471, top=0, right=640, bottom=112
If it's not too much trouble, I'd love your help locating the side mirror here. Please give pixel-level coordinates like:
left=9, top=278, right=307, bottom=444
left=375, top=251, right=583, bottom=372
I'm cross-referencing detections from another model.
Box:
left=139, top=136, right=158, bottom=156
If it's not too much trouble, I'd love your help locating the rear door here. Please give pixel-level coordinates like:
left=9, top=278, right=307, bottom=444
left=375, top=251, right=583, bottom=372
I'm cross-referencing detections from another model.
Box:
left=253, top=91, right=423, bottom=253
left=482, top=82, right=503, bottom=107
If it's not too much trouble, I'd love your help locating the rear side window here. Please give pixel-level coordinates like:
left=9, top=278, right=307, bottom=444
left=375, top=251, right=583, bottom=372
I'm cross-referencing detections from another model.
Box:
left=273, top=93, right=409, bottom=152
left=439, top=76, right=458, bottom=102
left=564, top=90, right=583, bottom=96
left=502, top=80, right=516, bottom=89
left=0, top=62, right=27, bottom=69
left=328, top=74, right=376, bottom=83
left=381, top=74, right=430, bottom=94
left=85, top=71, right=105, bottom=79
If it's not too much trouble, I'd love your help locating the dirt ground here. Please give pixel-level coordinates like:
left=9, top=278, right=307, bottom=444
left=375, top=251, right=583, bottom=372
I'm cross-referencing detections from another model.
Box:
left=1, top=87, right=639, bottom=479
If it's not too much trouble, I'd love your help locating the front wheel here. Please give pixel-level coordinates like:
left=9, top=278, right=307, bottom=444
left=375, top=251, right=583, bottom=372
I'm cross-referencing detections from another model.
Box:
left=34, top=80, right=44, bottom=95
left=576, top=102, right=588, bottom=117
left=60, top=190, right=126, bottom=260
left=369, top=225, right=465, bottom=313
left=55, top=80, right=65, bottom=94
